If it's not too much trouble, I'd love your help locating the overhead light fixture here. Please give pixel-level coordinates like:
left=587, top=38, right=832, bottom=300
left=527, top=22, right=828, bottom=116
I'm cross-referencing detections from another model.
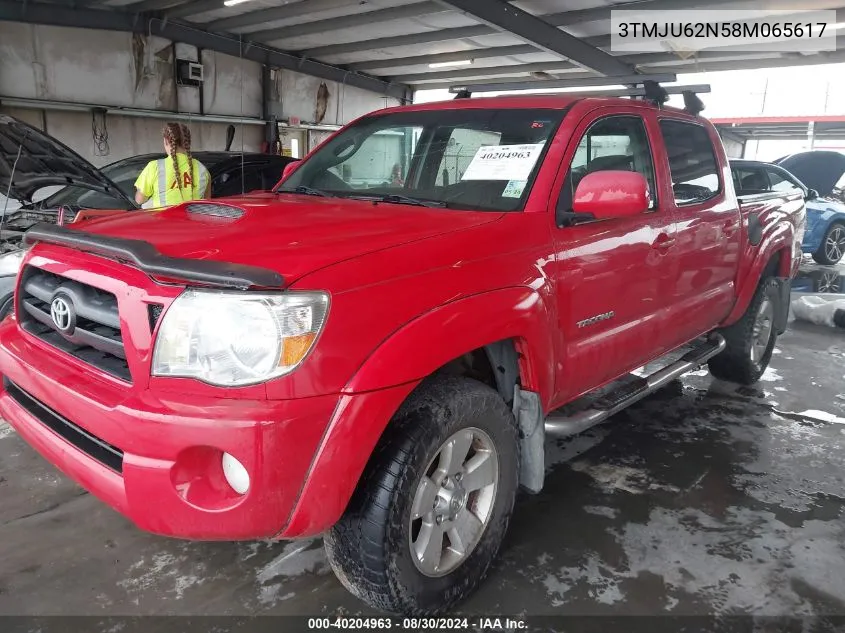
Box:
left=429, top=59, right=473, bottom=69
left=223, top=0, right=254, bottom=6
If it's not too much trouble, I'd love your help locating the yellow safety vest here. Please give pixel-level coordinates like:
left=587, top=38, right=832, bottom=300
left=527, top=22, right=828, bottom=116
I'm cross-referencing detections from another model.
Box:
left=135, top=153, right=210, bottom=207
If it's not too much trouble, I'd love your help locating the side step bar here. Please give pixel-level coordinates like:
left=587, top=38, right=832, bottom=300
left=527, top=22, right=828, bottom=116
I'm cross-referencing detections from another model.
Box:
left=544, top=334, right=726, bottom=438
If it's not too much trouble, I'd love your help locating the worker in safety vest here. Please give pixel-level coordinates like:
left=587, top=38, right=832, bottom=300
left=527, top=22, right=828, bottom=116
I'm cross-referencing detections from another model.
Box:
left=134, top=122, right=210, bottom=207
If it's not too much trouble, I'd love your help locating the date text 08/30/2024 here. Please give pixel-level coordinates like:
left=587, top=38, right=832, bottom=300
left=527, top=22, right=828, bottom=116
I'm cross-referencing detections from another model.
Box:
left=307, top=617, right=528, bottom=630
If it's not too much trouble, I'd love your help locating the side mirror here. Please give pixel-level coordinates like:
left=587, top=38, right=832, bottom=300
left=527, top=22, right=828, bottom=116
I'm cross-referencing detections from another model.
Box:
left=806, top=188, right=819, bottom=201
left=572, top=171, right=651, bottom=220
left=282, top=160, right=301, bottom=180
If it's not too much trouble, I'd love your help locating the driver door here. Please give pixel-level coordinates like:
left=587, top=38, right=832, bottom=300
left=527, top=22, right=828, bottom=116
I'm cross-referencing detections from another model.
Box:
left=551, top=109, right=676, bottom=403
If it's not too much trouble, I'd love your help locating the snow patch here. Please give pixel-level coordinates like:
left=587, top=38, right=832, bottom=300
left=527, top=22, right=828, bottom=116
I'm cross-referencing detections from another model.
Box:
left=616, top=507, right=845, bottom=615
left=570, top=461, right=680, bottom=495
left=543, top=553, right=626, bottom=606
left=760, top=368, right=783, bottom=382
left=255, top=540, right=327, bottom=606
left=797, top=409, right=845, bottom=425
left=583, top=505, right=618, bottom=519
left=118, top=552, right=207, bottom=599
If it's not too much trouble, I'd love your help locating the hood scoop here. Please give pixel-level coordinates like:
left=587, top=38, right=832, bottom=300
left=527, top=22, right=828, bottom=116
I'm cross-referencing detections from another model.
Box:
left=185, top=203, right=245, bottom=220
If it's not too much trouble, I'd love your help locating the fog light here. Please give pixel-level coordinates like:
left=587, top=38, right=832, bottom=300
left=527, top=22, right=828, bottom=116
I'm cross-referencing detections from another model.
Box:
left=221, top=452, right=250, bottom=495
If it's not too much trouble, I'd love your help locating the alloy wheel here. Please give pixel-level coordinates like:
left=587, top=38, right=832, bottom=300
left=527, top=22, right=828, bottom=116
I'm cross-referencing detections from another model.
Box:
left=826, top=225, right=845, bottom=263
left=409, top=427, right=499, bottom=577
left=751, top=297, right=774, bottom=366
left=818, top=271, right=842, bottom=294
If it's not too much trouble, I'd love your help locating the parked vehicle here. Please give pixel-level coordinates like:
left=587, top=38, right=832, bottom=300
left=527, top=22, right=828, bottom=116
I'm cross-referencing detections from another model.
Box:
left=0, top=94, right=804, bottom=615
left=45, top=150, right=297, bottom=210
left=775, top=151, right=845, bottom=265
left=0, top=114, right=297, bottom=318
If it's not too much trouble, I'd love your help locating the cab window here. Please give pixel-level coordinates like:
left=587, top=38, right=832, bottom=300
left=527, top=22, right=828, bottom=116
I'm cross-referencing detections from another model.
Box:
left=766, top=168, right=803, bottom=195
left=659, top=119, right=720, bottom=205
left=732, top=166, right=770, bottom=195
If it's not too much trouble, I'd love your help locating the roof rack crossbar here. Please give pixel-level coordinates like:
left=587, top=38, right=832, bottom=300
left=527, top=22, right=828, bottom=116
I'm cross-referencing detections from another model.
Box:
left=448, top=73, right=679, bottom=95
left=447, top=79, right=711, bottom=114
left=515, top=84, right=712, bottom=99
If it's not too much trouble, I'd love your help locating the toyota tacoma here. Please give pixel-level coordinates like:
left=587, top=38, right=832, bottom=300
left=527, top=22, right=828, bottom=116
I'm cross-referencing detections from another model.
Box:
left=0, top=92, right=804, bottom=614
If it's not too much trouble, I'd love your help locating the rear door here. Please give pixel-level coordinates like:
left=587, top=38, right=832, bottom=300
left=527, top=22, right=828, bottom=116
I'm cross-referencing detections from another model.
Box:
left=551, top=108, right=676, bottom=402
left=658, top=118, right=741, bottom=349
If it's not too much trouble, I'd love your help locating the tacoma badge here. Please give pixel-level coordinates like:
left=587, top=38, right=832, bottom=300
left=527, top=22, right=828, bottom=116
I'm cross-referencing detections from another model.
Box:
left=576, top=311, right=615, bottom=328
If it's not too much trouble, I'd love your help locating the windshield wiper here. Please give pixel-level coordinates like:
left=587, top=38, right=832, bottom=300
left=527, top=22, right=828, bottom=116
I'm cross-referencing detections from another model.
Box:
left=278, top=186, right=335, bottom=198
left=367, top=194, right=447, bottom=208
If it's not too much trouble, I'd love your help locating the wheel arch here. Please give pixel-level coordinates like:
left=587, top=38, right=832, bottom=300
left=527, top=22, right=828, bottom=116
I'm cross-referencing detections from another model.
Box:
left=725, top=222, right=794, bottom=328
left=278, top=287, right=554, bottom=538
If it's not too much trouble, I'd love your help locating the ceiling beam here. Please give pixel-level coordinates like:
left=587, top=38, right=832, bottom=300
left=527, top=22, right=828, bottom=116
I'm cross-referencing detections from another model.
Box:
left=249, top=2, right=445, bottom=42
left=0, top=1, right=411, bottom=101
left=396, top=61, right=586, bottom=84
left=638, top=49, right=845, bottom=75
left=352, top=35, right=611, bottom=73
left=394, top=50, right=782, bottom=84
left=436, top=0, right=634, bottom=76
left=408, top=47, right=845, bottom=89
left=302, top=0, right=742, bottom=61
left=162, top=0, right=221, bottom=19
left=123, top=0, right=187, bottom=12
left=303, top=25, right=494, bottom=59
left=348, top=26, right=845, bottom=76
left=352, top=45, right=538, bottom=72
left=205, top=0, right=366, bottom=32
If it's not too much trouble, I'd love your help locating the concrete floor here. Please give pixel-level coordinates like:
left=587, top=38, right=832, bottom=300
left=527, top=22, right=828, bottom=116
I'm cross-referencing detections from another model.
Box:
left=1, top=320, right=844, bottom=619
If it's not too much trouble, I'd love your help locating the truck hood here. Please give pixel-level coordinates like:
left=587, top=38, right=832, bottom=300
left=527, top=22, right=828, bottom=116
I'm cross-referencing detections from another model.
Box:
left=776, top=151, right=845, bottom=198
left=77, top=194, right=503, bottom=284
left=0, top=115, right=134, bottom=206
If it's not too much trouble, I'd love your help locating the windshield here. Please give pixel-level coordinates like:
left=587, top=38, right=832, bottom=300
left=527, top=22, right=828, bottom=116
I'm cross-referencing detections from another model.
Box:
left=277, top=108, right=565, bottom=212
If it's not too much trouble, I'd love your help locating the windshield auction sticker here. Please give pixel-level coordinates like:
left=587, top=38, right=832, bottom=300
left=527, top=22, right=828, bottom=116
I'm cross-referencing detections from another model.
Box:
left=461, top=144, right=544, bottom=181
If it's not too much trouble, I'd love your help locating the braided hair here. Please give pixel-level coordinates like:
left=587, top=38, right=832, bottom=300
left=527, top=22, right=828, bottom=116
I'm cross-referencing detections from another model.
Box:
left=179, top=123, right=197, bottom=196
left=162, top=122, right=185, bottom=200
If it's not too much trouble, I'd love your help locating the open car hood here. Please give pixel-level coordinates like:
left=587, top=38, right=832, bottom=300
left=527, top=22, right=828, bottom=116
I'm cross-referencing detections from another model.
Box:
left=0, top=115, right=134, bottom=206
left=776, top=151, right=845, bottom=198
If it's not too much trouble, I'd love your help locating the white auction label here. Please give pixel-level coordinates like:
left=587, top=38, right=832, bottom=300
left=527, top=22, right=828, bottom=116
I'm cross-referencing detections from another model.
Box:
left=461, top=144, right=544, bottom=181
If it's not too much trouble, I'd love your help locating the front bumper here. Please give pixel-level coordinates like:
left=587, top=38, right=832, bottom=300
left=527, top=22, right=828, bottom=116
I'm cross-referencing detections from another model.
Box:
left=0, top=317, right=339, bottom=540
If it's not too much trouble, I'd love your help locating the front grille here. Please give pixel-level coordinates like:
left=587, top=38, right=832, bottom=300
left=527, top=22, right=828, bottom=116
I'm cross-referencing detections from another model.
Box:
left=17, top=267, right=131, bottom=382
left=4, top=378, right=124, bottom=473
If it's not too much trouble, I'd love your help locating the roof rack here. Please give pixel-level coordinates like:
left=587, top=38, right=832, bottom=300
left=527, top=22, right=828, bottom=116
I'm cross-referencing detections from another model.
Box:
left=449, top=74, right=710, bottom=115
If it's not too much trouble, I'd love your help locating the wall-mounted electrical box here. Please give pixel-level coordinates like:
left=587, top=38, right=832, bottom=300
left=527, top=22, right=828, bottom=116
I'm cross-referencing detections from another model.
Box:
left=176, top=59, right=204, bottom=86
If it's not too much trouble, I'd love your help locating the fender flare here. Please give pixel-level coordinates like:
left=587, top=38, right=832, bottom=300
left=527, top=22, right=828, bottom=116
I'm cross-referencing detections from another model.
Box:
left=343, top=286, right=555, bottom=398
left=278, top=287, right=555, bottom=538
left=724, top=221, right=794, bottom=326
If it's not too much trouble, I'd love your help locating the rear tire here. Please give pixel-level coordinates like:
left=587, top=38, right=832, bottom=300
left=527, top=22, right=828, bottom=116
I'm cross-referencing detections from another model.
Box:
left=324, top=375, right=519, bottom=615
left=708, top=278, right=779, bottom=385
left=813, top=221, right=845, bottom=265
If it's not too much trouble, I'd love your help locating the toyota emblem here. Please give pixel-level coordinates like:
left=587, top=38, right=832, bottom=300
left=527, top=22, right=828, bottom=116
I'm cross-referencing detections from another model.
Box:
left=50, top=295, right=74, bottom=333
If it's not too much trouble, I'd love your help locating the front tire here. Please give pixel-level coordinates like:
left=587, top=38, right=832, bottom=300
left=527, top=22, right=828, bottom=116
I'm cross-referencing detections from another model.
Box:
left=708, top=278, right=779, bottom=385
left=324, top=375, right=519, bottom=615
left=813, top=221, right=845, bottom=265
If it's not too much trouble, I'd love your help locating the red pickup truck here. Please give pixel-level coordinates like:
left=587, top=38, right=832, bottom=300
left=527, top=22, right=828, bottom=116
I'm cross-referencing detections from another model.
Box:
left=0, top=94, right=804, bottom=614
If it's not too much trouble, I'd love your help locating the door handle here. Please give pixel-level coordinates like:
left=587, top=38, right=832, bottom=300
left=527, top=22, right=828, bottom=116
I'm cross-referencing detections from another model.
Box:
left=652, top=233, right=676, bottom=251
left=723, top=220, right=739, bottom=237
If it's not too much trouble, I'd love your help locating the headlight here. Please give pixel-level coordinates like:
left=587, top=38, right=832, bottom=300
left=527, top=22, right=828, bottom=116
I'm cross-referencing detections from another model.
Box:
left=152, top=289, right=329, bottom=386
left=0, top=249, right=25, bottom=276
